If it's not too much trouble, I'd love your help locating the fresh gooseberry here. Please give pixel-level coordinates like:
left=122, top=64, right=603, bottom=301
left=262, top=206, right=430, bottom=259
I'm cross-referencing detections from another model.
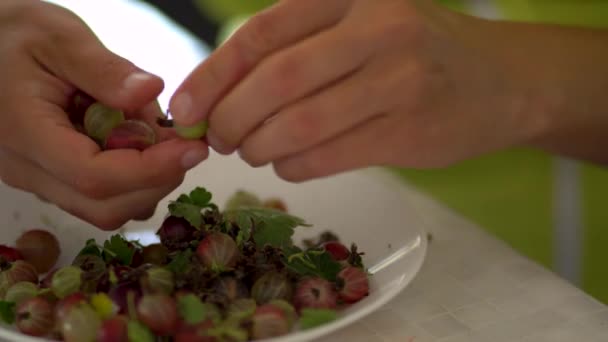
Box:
left=15, top=297, right=54, bottom=337
left=15, top=229, right=60, bottom=273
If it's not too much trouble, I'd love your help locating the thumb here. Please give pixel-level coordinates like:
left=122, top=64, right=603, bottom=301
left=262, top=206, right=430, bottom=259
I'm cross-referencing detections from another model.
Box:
left=35, top=18, right=164, bottom=112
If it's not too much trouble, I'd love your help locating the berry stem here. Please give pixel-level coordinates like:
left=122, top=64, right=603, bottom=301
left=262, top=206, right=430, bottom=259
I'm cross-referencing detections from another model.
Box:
left=156, top=117, right=174, bottom=128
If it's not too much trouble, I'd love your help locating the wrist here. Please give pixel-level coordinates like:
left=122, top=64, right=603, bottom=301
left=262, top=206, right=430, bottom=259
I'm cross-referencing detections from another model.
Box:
left=438, top=10, right=557, bottom=150
left=514, top=26, right=608, bottom=165
left=467, top=18, right=608, bottom=160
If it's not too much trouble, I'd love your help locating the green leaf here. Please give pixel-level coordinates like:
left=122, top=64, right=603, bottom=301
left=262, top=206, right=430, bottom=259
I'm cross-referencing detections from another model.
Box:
left=0, top=301, right=15, bottom=324
left=299, top=308, right=338, bottom=330
left=189, top=187, right=213, bottom=207
left=176, top=193, right=192, bottom=204
left=177, top=294, right=221, bottom=324
left=127, top=320, right=155, bottom=342
left=284, top=248, right=342, bottom=281
left=103, top=235, right=135, bottom=265
left=168, top=202, right=203, bottom=229
left=166, top=249, right=193, bottom=275
left=168, top=187, right=214, bottom=229
left=225, top=207, right=311, bottom=249
left=253, top=221, right=296, bottom=249
left=77, top=238, right=101, bottom=257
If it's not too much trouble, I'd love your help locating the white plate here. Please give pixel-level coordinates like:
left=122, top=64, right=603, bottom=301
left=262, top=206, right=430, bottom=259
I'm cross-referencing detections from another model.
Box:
left=0, top=153, right=427, bottom=342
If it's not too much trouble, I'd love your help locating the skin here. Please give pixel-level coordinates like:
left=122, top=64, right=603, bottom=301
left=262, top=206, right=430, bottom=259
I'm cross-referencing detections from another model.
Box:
left=2, top=0, right=607, bottom=230
left=0, top=0, right=209, bottom=230
left=170, top=0, right=608, bottom=183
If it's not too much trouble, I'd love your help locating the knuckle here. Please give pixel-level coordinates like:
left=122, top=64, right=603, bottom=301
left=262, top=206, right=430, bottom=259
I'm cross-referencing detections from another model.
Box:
left=240, top=12, right=278, bottom=56
left=238, top=136, right=270, bottom=168
left=0, top=171, right=18, bottom=189
left=273, top=161, right=302, bottom=183
left=134, top=206, right=156, bottom=221
left=237, top=147, right=262, bottom=167
left=54, top=199, right=110, bottom=229
left=0, top=103, right=22, bottom=143
left=370, top=6, right=425, bottom=48
left=91, top=216, right=125, bottom=231
left=274, top=154, right=323, bottom=184
left=0, top=157, right=23, bottom=191
left=18, top=3, right=83, bottom=56
left=208, top=117, right=237, bottom=149
left=301, top=152, right=328, bottom=178
left=286, top=108, right=323, bottom=147
left=1, top=0, right=39, bottom=27
left=9, top=28, right=40, bottom=53
left=56, top=202, right=81, bottom=220
left=203, top=58, right=226, bottom=89
left=36, top=195, right=50, bottom=203
left=405, top=60, right=444, bottom=108
left=266, top=53, right=302, bottom=99
left=242, top=151, right=268, bottom=168
left=78, top=207, right=125, bottom=230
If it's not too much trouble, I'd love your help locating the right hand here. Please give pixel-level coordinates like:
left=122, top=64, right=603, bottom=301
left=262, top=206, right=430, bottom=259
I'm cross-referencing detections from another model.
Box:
left=0, top=0, right=209, bottom=230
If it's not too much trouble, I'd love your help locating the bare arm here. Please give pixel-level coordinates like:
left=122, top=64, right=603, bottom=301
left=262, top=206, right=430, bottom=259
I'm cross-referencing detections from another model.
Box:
left=473, top=18, right=608, bottom=165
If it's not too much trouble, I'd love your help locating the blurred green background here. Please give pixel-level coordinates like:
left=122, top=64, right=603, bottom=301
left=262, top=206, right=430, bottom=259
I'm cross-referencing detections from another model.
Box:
left=190, top=0, right=608, bottom=303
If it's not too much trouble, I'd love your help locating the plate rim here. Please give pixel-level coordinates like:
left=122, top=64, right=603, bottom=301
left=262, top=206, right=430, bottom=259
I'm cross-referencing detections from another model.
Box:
left=0, top=167, right=429, bottom=342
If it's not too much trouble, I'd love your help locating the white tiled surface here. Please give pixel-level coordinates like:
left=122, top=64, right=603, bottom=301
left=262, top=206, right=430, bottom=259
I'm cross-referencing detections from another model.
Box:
left=319, top=185, right=607, bottom=341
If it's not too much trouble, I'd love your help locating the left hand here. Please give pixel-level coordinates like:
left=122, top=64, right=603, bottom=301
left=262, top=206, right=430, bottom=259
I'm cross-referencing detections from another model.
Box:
left=170, top=0, right=544, bottom=181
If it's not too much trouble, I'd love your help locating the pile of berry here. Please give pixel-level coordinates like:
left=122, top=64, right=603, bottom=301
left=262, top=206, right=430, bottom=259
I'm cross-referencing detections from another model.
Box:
left=0, top=187, right=370, bottom=341
left=67, top=91, right=208, bottom=151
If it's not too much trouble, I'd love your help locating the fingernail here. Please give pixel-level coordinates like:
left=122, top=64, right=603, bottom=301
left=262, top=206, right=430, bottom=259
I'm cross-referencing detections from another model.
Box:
left=206, top=130, right=232, bottom=154
left=170, top=93, right=193, bottom=125
left=123, top=72, right=155, bottom=92
left=181, top=149, right=207, bottom=169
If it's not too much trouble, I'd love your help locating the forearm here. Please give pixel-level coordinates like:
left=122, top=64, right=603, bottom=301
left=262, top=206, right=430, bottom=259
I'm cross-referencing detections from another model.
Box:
left=471, top=17, right=608, bottom=165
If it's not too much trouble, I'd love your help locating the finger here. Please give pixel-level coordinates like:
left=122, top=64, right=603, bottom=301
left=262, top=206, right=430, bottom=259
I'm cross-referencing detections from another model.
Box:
left=12, top=102, right=209, bottom=200
left=0, top=148, right=182, bottom=230
left=31, top=5, right=164, bottom=112
left=208, top=23, right=372, bottom=154
left=133, top=207, right=159, bottom=222
left=272, top=115, right=394, bottom=182
left=36, top=195, right=50, bottom=203
left=169, top=0, right=351, bottom=127
left=238, top=62, right=389, bottom=166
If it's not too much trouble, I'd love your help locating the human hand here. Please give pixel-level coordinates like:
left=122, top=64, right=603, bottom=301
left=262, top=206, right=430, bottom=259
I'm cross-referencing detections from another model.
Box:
left=0, top=0, right=209, bottom=229
left=169, top=0, right=547, bottom=181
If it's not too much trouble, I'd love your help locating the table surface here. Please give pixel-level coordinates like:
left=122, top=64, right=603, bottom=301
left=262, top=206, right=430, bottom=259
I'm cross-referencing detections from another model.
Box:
left=319, top=184, right=608, bottom=342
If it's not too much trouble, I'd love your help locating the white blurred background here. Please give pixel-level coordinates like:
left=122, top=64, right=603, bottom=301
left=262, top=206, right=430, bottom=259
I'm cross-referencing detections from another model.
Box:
left=44, top=0, right=211, bottom=111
